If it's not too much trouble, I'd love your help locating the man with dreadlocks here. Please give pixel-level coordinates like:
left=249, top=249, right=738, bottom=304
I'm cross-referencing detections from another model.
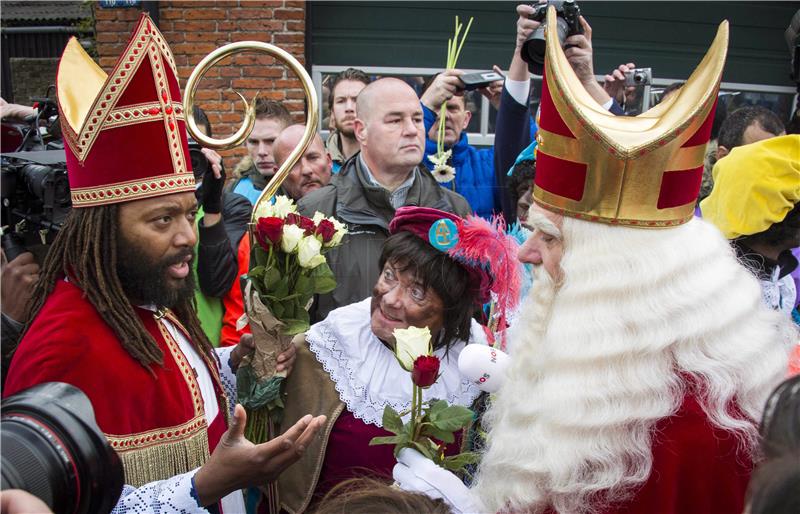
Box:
left=3, top=14, right=324, bottom=513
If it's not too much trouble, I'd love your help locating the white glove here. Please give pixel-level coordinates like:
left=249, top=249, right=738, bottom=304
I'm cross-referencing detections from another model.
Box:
left=392, top=448, right=488, bottom=514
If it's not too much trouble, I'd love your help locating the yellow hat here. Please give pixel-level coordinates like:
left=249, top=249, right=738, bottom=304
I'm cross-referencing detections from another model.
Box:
left=700, top=134, right=800, bottom=239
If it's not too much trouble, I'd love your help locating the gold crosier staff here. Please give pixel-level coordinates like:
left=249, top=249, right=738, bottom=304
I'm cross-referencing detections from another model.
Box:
left=182, top=42, right=318, bottom=512
left=183, top=41, right=319, bottom=227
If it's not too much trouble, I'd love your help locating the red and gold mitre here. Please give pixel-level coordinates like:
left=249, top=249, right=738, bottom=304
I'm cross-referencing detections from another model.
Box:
left=57, top=13, right=194, bottom=207
left=533, top=7, right=728, bottom=227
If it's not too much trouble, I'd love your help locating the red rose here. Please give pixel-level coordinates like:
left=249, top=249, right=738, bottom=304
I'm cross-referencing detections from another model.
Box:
left=315, top=219, right=336, bottom=243
left=411, top=355, right=440, bottom=388
left=286, top=213, right=316, bottom=235
left=255, top=217, right=284, bottom=250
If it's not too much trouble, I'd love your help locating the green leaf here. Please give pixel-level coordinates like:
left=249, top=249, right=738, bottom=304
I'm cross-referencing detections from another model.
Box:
left=271, top=301, right=285, bottom=319
left=429, top=405, right=474, bottom=432
left=420, top=424, right=455, bottom=444
left=248, top=265, right=265, bottom=280
left=295, top=273, right=312, bottom=297
left=411, top=439, right=438, bottom=461
left=264, top=266, right=281, bottom=290
left=272, top=275, right=289, bottom=298
left=369, top=435, right=404, bottom=446
left=381, top=406, right=404, bottom=434
left=254, top=247, right=268, bottom=267
left=310, top=262, right=337, bottom=294
left=441, top=452, right=480, bottom=472
left=281, top=318, right=309, bottom=336
left=427, top=399, right=448, bottom=417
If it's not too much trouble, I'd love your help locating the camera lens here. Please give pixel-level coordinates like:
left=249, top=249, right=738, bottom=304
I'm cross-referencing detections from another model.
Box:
left=520, top=30, right=547, bottom=75
left=1, top=382, right=124, bottom=514
left=634, top=72, right=646, bottom=84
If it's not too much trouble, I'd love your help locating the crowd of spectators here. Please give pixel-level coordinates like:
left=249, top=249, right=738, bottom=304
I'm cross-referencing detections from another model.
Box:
left=1, top=3, right=799, bottom=514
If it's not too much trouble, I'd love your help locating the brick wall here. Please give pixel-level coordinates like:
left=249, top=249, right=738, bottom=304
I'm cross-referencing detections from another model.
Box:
left=94, top=0, right=307, bottom=172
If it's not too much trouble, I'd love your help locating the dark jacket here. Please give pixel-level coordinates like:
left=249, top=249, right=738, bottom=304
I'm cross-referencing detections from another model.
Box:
left=196, top=191, right=251, bottom=298
left=493, top=86, right=534, bottom=224
left=298, top=153, right=471, bottom=322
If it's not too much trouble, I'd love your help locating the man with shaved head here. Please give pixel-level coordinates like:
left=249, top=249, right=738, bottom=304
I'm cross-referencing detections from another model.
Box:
left=299, top=78, right=471, bottom=321
left=273, top=124, right=333, bottom=201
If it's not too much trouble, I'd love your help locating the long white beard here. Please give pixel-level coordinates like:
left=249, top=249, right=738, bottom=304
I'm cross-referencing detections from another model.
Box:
left=472, top=218, right=791, bottom=514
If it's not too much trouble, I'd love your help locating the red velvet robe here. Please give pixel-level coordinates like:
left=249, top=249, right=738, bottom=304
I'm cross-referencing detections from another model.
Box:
left=609, top=394, right=752, bottom=514
left=4, top=280, right=230, bottom=489
left=540, top=394, right=753, bottom=514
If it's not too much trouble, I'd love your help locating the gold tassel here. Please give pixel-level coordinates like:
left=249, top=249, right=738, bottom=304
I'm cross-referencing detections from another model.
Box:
left=117, top=429, right=210, bottom=487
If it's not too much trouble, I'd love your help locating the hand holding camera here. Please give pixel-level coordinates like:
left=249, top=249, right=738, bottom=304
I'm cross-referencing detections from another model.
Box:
left=603, top=62, right=637, bottom=104
left=420, top=69, right=466, bottom=111
left=519, top=0, right=584, bottom=75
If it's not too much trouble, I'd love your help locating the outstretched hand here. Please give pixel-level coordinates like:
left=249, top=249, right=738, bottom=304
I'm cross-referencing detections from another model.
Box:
left=193, top=404, right=326, bottom=506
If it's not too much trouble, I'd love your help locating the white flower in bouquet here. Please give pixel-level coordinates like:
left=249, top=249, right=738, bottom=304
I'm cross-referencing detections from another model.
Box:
left=297, top=235, right=326, bottom=269
left=253, top=194, right=298, bottom=220
left=281, top=224, right=305, bottom=253
left=272, top=195, right=297, bottom=218
left=327, top=218, right=348, bottom=247
left=393, top=326, right=432, bottom=371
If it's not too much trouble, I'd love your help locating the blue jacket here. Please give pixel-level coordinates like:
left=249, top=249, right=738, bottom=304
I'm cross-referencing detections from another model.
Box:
left=230, top=176, right=263, bottom=205
left=422, top=104, right=499, bottom=220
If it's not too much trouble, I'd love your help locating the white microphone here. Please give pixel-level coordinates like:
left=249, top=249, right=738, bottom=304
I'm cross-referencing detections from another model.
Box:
left=458, top=344, right=510, bottom=393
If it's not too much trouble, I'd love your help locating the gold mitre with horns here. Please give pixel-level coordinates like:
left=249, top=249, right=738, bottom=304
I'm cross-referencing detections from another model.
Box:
left=533, top=7, right=728, bottom=227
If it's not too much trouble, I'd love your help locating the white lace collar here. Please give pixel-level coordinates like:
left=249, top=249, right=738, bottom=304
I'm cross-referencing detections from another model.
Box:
left=307, top=298, right=485, bottom=427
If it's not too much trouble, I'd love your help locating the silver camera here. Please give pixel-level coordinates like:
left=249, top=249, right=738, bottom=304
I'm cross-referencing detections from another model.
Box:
left=624, top=67, right=652, bottom=87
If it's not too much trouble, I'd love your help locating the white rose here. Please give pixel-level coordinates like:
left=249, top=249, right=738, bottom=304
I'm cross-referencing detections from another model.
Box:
left=281, top=224, right=305, bottom=253
left=272, top=195, right=297, bottom=218
left=311, top=211, right=326, bottom=224
left=253, top=200, right=275, bottom=220
left=393, top=326, right=432, bottom=371
left=297, top=235, right=326, bottom=269
left=326, top=218, right=348, bottom=247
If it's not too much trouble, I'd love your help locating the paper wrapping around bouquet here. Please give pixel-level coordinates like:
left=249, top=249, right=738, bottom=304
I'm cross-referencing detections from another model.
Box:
left=241, top=280, right=293, bottom=380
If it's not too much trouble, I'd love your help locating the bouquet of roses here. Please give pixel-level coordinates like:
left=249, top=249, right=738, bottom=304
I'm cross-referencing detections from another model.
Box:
left=237, top=195, right=347, bottom=443
left=369, top=326, right=478, bottom=474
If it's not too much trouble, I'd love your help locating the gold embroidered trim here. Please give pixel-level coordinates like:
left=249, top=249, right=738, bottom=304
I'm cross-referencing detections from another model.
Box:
left=112, top=423, right=210, bottom=487
left=533, top=192, right=694, bottom=228
left=157, top=315, right=205, bottom=415
left=101, top=101, right=184, bottom=130
left=105, top=415, right=206, bottom=450
left=164, top=310, right=233, bottom=426
left=70, top=173, right=195, bottom=206
left=148, top=41, right=187, bottom=176
left=68, top=18, right=183, bottom=165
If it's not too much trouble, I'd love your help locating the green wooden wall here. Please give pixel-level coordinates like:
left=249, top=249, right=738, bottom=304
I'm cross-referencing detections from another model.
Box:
left=308, top=1, right=798, bottom=88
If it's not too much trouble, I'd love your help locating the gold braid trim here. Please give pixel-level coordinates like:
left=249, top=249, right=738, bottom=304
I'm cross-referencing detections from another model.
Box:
left=113, top=423, right=210, bottom=487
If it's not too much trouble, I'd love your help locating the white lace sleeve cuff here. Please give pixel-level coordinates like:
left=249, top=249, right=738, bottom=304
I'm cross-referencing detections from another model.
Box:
left=214, top=346, right=237, bottom=414
left=110, top=469, right=208, bottom=513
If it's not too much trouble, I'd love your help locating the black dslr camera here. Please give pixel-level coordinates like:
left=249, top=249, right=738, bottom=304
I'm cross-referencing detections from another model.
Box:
left=1, top=382, right=124, bottom=514
left=1, top=150, right=71, bottom=262
left=520, top=0, right=584, bottom=75
left=187, top=137, right=210, bottom=180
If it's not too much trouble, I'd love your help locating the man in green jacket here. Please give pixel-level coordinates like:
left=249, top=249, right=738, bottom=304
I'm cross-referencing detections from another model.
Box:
left=299, top=78, right=471, bottom=322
